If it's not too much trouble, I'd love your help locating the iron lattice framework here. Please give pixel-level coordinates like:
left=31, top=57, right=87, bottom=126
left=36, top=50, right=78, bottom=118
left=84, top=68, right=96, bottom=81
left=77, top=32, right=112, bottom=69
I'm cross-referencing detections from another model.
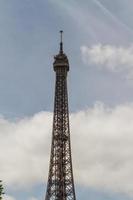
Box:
left=45, top=31, right=76, bottom=200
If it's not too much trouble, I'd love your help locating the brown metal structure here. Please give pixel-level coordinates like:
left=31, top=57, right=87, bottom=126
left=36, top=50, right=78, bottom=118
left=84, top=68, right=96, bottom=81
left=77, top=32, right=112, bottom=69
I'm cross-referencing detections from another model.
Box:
left=45, top=31, right=76, bottom=200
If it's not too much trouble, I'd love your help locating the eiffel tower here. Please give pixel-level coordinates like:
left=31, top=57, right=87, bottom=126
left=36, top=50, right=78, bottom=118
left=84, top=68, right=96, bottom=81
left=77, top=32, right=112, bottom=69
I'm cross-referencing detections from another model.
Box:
left=45, top=31, right=76, bottom=200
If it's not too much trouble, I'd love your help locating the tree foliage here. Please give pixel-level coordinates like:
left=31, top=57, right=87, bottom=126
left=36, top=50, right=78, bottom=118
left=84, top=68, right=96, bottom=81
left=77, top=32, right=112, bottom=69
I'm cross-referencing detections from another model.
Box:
left=0, top=180, right=4, bottom=200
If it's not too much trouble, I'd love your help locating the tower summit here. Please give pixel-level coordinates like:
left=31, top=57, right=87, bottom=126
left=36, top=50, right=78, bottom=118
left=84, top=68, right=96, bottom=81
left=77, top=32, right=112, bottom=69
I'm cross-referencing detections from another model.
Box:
left=53, top=31, right=69, bottom=72
left=45, top=31, right=76, bottom=200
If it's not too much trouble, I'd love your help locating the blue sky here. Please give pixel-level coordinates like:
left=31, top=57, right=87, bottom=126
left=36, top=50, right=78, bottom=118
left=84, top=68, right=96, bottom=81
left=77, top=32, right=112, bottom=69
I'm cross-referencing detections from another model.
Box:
left=1, top=0, right=133, bottom=200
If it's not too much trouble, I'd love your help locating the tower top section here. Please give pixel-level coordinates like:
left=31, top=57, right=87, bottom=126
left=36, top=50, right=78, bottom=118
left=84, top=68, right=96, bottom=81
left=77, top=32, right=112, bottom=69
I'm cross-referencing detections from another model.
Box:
left=53, top=30, right=69, bottom=71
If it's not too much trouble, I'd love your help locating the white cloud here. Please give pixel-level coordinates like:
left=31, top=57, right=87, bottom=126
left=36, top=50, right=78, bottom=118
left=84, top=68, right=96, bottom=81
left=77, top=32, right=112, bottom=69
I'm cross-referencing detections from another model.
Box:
left=71, top=103, right=133, bottom=196
left=1, top=104, right=133, bottom=196
left=28, top=198, right=38, bottom=200
left=3, top=196, right=38, bottom=200
left=81, top=44, right=133, bottom=79
left=0, top=112, right=52, bottom=188
left=3, top=195, right=16, bottom=200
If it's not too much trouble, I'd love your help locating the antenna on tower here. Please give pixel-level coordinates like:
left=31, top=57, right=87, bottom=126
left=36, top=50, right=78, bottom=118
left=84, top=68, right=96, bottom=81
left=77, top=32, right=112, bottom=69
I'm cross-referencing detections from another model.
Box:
left=60, top=30, right=63, bottom=54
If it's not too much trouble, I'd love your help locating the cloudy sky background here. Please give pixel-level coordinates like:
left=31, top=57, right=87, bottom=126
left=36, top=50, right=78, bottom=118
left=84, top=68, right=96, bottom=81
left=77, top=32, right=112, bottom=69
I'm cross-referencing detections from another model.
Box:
left=1, top=0, right=133, bottom=199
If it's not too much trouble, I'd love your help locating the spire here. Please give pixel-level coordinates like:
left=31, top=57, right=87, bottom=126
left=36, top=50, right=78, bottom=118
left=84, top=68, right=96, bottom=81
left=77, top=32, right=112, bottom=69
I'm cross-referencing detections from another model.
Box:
left=59, top=30, right=63, bottom=54
left=54, top=30, right=69, bottom=71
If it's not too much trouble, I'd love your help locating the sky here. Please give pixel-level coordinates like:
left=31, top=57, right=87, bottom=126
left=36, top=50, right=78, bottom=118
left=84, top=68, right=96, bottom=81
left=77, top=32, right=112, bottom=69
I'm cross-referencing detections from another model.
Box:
left=1, top=0, right=133, bottom=199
